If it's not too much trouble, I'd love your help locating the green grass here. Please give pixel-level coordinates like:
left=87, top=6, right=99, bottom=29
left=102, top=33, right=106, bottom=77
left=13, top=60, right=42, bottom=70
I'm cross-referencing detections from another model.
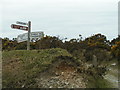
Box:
left=2, top=48, right=117, bottom=88
left=95, top=77, right=115, bottom=88
left=85, top=59, right=118, bottom=88
left=86, top=75, right=115, bottom=88
left=2, top=48, right=72, bottom=88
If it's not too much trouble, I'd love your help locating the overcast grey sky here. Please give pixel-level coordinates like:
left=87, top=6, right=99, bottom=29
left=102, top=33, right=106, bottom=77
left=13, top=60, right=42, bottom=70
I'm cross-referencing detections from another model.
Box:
left=1, top=0, right=119, bottom=40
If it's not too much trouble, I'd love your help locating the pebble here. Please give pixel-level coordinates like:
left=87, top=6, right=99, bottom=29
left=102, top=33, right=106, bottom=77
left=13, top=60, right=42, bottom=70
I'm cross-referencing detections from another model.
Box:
left=37, top=70, right=86, bottom=88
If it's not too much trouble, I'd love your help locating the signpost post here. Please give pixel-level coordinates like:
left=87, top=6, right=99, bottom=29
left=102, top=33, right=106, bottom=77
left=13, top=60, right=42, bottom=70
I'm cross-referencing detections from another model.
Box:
left=27, top=21, right=31, bottom=50
left=11, top=21, right=31, bottom=50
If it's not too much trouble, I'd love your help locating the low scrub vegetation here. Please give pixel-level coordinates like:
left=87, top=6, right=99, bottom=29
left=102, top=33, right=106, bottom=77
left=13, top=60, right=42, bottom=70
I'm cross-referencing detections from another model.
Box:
left=2, top=48, right=72, bottom=88
left=1, top=33, right=119, bottom=88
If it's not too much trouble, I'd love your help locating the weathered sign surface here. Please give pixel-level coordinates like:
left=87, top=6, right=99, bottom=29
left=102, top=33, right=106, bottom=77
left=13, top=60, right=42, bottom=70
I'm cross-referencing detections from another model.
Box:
left=16, top=21, right=28, bottom=25
left=17, top=31, right=44, bottom=43
left=11, top=24, right=28, bottom=31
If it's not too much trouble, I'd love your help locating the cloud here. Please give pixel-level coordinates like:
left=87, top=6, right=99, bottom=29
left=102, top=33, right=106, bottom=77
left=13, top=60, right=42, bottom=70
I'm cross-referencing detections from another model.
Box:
left=1, top=0, right=118, bottom=40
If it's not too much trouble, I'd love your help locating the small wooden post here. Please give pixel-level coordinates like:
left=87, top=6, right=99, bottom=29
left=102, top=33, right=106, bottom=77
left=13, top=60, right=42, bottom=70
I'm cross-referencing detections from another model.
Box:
left=93, top=55, right=97, bottom=67
left=27, top=21, right=31, bottom=50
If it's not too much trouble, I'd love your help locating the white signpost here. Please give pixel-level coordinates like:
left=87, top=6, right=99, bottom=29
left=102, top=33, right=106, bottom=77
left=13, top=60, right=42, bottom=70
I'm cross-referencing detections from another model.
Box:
left=16, top=21, right=28, bottom=25
left=17, top=32, right=44, bottom=43
left=11, top=21, right=31, bottom=50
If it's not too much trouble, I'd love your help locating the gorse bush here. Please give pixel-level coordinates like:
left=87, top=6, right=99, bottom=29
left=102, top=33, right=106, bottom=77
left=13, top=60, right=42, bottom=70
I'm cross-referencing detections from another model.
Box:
left=1, top=34, right=119, bottom=59
left=2, top=34, right=119, bottom=88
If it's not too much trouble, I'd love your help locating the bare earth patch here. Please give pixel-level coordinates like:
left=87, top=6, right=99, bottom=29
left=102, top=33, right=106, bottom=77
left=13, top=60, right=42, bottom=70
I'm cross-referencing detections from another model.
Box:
left=36, top=60, right=86, bottom=88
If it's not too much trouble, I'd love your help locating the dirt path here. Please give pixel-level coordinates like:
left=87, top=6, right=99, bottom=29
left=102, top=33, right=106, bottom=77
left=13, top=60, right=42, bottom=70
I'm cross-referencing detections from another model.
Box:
left=104, top=62, right=118, bottom=88
left=36, top=60, right=86, bottom=88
